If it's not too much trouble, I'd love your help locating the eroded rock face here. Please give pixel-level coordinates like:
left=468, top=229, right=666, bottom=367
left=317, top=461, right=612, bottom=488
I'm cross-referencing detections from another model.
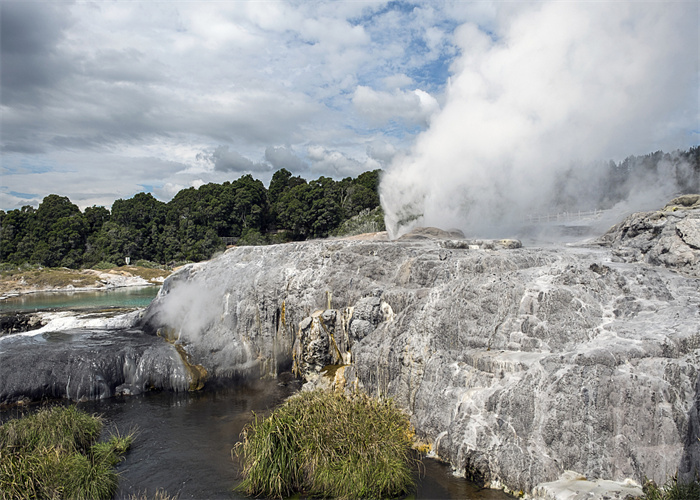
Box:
left=141, top=218, right=700, bottom=493
left=597, top=201, right=700, bottom=277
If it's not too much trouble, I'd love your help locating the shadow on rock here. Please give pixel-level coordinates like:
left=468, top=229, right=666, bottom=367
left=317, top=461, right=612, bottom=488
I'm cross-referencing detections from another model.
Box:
left=679, top=372, right=700, bottom=481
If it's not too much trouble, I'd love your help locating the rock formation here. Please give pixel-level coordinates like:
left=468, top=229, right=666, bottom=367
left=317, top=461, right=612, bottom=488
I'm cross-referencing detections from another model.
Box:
left=138, top=202, right=700, bottom=494
left=1, top=201, right=697, bottom=496
left=0, top=328, right=191, bottom=403
left=598, top=194, right=700, bottom=277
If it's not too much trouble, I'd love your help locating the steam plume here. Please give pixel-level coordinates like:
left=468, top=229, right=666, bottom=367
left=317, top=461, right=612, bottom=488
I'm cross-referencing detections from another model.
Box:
left=380, top=2, right=698, bottom=239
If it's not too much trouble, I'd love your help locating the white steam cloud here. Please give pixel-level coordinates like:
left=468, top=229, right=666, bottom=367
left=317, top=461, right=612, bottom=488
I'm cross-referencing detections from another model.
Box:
left=380, top=2, right=698, bottom=239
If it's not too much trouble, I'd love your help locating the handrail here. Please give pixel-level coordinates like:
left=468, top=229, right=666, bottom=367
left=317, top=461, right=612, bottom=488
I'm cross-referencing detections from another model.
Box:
left=525, top=209, right=606, bottom=224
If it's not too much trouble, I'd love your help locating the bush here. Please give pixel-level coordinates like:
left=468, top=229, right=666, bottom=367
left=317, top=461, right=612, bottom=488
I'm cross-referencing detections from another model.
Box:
left=234, top=390, right=416, bottom=499
left=238, top=229, right=267, bottom=246
left=92, top=261, right=118, bottom=270
left=332, top=207, right=386, bottom=237
left=0, top=405, right=133, bottom=500
left=127, top=489, right=177, bottom=500
left=641, top=474, right=700, bottom=500
left=0, top=263, right=42, bottom=273
left=133, top=260, right=166, bottom=270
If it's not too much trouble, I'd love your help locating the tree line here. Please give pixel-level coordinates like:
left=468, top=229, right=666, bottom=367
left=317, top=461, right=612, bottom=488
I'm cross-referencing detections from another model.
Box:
left=554, top=146, right=699, bottom=211
left=599, top=147, right=699, bottom=208
left=0, top=169, right=383, bottom=268
left=1, top=146, right=698, bottom=269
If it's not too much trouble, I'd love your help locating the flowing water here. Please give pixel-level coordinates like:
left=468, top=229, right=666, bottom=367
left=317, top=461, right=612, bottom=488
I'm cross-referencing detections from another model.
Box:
left=0, top=289, right=514, bottom=499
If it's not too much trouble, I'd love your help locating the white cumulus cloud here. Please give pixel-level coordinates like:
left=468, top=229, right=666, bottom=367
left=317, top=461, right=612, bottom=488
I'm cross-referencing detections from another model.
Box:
left=353, top=86, right=439, bottom=127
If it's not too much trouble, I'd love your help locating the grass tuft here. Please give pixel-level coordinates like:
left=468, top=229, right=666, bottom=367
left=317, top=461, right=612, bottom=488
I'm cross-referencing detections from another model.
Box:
left=127, top=488, right=178, bottom=500
left=234, top=389, right=416, bottom=499
left=0, top=405, right=133, bottom=500
left=641, top=474, right=700, bottom=500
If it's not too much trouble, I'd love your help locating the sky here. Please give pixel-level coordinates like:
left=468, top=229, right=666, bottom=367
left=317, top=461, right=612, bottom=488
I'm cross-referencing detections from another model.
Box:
left=1, top=0, right=473, bottom=211
left=0, top=1, right=698, bottom=226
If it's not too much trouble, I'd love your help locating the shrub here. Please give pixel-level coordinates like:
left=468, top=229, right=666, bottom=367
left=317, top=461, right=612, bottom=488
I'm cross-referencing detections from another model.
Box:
left=234, top=390, right=416, bottom=499
left=641, top=474, right=700, bottom=500
left=133, top=260, right=166, bottom=270
left=92, top=261, right=118, bottom=270
left=332, top=207, right=386, bottom=237
left=238, top=229, right=267, bottom=246
left=0, top=405, right=133, bottom=500
left=127, top=489, right=177, bottom=500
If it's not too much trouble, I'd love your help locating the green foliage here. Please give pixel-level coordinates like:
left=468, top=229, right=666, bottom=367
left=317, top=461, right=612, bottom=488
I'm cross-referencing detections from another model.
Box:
left=127, top=488, right=177, bottom=500
left=640, top=474, right=700, bottom=500
left=238, top=229, right=267, bottom=246
left=0, top=262, right=42, bottom=273
left=0, top=169, right=386, bottom=267
left=133, top=260, right=166, bottom=269
left=333, top=206, right=386, bottom=237
left=92, top=261, right=118, bottom=270
left=234, top=390, right=416, bottom=500
left=0, top=405, right=133, bottom=500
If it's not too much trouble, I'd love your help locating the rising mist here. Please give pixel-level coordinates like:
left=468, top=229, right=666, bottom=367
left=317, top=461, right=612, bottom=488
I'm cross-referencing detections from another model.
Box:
left=380, top=1, right=698, bottom=239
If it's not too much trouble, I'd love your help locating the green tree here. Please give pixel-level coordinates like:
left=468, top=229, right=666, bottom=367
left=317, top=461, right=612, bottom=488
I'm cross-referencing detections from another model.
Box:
left=0, top=206, right=35, bottom=264
left=276, top=183, right=312, bottom=238
left=110, top=193, right=166, bottom=262
left=83, top=206, right=110, bottom=233
left=307, top=177, right=342, bottom=237
left=27, top=195, right=87, bottom=268
left=268, top=168, right=293, bottom=206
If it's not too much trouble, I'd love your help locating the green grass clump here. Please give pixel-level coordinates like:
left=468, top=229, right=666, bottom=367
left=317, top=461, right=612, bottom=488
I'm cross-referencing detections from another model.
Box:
left=234, top=390, right=416, bottom=499
left=0, top=405, right=133, bottom=500
left=641, top=474, right=700, bottom=500
left=127, top=488, right=177, bottom=500
left=92, top=261, right=119, bottom=270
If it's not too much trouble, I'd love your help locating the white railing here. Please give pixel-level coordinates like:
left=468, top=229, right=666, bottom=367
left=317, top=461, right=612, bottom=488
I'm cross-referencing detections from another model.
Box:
left=525, top=209, right=606, bottom=224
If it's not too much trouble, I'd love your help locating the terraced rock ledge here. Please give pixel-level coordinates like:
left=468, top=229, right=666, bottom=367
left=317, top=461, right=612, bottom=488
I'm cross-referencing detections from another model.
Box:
left=140, top=199, right=699, bottom=497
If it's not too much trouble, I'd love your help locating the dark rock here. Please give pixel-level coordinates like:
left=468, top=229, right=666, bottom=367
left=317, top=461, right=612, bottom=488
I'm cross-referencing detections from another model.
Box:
left=0, top=329, right=190, bottom=405
left=0, top=312, right=45, bottom=335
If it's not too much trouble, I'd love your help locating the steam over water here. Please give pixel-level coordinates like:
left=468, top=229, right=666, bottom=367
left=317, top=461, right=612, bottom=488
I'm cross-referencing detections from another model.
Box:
left=0, top=292, right=515, bottom=499
left=380, top=1, right=698, bottom=238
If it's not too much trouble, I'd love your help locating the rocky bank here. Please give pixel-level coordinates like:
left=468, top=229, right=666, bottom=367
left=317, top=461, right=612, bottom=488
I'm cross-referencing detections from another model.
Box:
left=139, top=198, right=700, bottom=495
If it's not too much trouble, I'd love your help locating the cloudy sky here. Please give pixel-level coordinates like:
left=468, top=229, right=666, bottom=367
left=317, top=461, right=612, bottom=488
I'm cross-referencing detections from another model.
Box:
left=1, top=0, right=472, bottom=210
left=1, top=1, right=697, bottom=218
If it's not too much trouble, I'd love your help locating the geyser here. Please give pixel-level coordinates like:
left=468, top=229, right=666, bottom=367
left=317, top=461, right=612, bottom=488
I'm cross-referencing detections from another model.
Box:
left=380, top=1, right=698, bottom=238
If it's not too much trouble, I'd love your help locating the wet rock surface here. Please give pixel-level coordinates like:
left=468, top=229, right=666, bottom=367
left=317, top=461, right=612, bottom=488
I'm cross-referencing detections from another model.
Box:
left=0, top=329, right=190, bottom=405
left=0, top=312, right=45, bottom=336
left=139, top=208, right=700, bottom=495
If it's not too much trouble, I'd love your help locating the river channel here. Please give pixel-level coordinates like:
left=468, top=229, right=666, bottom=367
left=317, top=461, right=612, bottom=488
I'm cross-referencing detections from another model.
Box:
left=0, top=289, right=514, bottom=499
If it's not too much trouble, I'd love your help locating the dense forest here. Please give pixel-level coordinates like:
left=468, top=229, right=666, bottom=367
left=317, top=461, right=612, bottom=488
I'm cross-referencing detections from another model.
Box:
left=0, top=169, right=384, bottom=268
left=1, top=146, right=698, bottom=269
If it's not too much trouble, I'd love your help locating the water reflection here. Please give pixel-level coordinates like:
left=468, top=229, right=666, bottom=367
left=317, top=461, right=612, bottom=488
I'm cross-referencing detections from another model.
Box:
left=71, top=380, right=513, bottom=500
left=0, top=286, right=159, bottom=312
left=0, top=288, right=514, bottom=499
